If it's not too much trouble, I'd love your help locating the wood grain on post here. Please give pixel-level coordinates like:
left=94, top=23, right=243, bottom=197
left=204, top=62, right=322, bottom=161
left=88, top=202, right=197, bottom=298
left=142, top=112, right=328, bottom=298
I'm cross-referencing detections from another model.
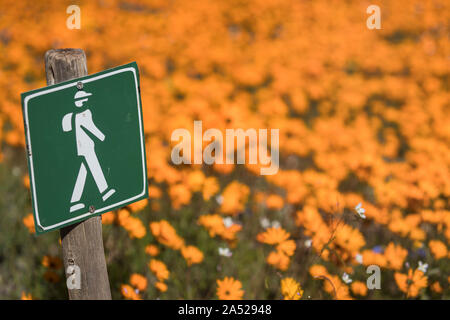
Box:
left=45, top=49, right=112, bottom=300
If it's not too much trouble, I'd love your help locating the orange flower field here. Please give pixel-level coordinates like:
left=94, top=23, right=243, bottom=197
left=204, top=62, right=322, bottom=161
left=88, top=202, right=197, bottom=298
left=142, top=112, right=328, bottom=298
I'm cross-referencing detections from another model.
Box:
left=0, top=0, right=449, bottom=299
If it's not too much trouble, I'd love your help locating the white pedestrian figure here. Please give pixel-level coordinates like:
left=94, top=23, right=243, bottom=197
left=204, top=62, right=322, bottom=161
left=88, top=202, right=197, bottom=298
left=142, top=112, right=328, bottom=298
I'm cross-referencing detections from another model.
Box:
left=62, top=89, right=115, bottom=213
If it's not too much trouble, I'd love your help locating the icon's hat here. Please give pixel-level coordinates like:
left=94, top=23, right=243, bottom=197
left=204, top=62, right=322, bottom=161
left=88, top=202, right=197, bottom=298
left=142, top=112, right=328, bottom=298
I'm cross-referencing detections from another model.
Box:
left=74, top=90, right=92, bottom=100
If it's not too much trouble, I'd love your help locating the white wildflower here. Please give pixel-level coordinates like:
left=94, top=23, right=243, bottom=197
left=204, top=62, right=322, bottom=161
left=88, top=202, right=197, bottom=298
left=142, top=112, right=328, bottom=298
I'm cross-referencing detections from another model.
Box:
left=218, top=247, right=232, bottom=257
left=304, top=239, right=312, bottom=248
left=418, top=261, right=428, bottom=273
left=342, top=272, right=352, bottom=284
left=222, top=217, right=233, bottom=228
left=271, top=220, right=281, bottom=228
left=355, top=202, right=366, bottom=219
left=355, top=253, right=363, bottom=264
left=260, top=217, right=270, bottom=229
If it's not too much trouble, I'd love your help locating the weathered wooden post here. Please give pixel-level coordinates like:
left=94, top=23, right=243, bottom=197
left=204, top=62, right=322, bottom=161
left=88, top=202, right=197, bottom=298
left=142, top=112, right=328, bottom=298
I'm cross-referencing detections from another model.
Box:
left=44, top=49, right=112, bottom=300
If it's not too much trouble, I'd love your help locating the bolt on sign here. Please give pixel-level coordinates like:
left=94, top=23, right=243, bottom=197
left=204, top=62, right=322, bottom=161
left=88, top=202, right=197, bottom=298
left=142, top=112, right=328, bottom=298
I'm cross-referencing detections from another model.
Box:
left=21, top=62, right=148, bottom=234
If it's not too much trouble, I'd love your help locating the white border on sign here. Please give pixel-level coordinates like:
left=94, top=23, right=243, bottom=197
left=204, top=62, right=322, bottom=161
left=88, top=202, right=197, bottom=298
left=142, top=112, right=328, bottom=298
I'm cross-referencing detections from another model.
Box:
left=23, top=67, right=147, bottom=231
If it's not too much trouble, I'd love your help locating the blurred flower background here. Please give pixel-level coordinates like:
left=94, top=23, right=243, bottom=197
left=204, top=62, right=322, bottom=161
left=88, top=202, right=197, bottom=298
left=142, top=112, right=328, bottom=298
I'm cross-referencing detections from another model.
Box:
left=0, top=0, right=449, bottom=299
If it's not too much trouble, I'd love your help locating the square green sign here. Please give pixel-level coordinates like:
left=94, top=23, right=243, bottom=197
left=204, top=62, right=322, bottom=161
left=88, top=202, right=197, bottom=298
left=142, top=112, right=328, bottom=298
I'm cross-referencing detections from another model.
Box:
left=21, top=62, right=148, bottom=234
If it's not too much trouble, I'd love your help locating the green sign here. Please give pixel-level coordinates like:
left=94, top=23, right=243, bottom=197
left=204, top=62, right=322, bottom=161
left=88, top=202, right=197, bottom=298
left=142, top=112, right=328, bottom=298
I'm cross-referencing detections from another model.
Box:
left=21, top=62, right=148, bottom=234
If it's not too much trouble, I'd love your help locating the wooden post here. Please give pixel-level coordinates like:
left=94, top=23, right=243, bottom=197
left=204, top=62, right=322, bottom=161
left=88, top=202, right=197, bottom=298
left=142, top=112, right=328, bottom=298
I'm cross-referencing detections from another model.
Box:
left=45, top=49, right=112, bottom=300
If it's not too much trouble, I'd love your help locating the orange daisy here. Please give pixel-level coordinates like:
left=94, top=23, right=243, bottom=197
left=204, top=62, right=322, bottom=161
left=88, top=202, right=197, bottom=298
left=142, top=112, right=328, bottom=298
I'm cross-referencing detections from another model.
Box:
left=216, top=277, right=244, bottom=300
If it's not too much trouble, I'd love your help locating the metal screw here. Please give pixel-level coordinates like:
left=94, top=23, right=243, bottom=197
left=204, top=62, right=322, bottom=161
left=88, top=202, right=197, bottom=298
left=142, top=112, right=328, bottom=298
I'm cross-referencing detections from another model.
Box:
left=89, top=205, right=95, bottom=213
left=77, top=81, right=83, bottom=90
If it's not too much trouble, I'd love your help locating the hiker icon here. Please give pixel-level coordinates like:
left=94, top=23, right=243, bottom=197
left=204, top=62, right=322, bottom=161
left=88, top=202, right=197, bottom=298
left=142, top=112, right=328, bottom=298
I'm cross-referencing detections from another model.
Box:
left=62, top=89, right=116, bottom=213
